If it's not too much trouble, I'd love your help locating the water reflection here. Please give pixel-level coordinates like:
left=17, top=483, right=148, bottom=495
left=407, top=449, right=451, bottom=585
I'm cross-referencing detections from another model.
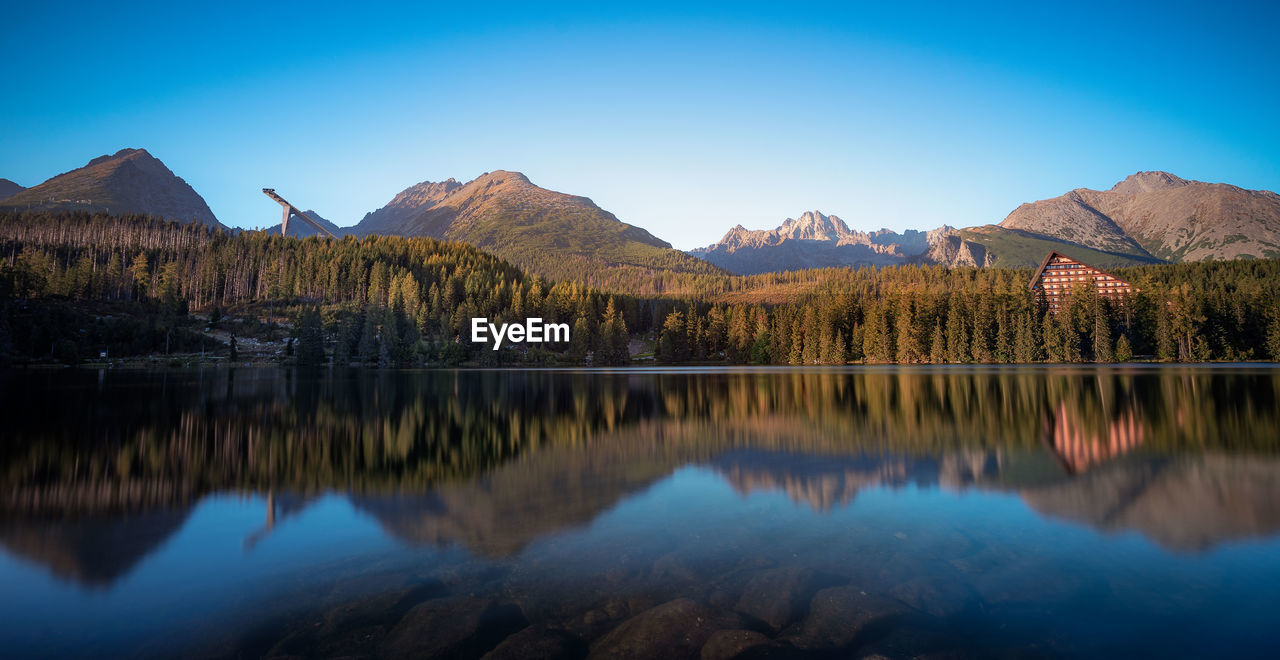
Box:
left=1043, top=400, right=1145, bottom=474
left=1, top=367, right=1279, bottom=657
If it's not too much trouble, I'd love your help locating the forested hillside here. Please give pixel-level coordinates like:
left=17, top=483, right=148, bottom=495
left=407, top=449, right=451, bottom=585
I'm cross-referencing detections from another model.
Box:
left=3, top=211, right=1279, bottom=366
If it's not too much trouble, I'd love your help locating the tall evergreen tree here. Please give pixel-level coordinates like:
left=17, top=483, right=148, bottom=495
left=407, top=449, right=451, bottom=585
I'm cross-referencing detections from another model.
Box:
left=1156, top=300, right=1176, bottom=361
left=357, top=306, right=380, bottom=364
left=895, top=297, right=921, bottom=364
left=945, top=303, right=968, bottom=363
left=929, top=322, right=945, bottom=364
left=1115, top=333, right=1133, bottom=362
left=1094, top=297, right=1114, bottom=363
left=658, top=310, right=689, bottom=363
left=295, top=306, right=326, bottom=367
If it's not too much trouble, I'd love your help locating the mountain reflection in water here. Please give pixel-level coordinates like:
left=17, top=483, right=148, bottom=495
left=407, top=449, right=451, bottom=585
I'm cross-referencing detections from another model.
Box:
left=1, top=366, right=1278, bottom=658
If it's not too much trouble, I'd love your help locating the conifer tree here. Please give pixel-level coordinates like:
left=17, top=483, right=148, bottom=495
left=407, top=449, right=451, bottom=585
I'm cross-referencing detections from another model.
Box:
left=788, top=319, right=804, bottom=365
left=994, top=306, right=1012, bottom=363
left=658, top=310, right=689, bottom=363
left=1043, top=314, right=1064, bottom=362
left=129, top=252, right=150, bottom=299
left=863, top=301, right=893, bottom=363
left=1156, top=300, right=1176, bottom=361
left=827, top=329, right=848, bottom=365
left=357, top=306, right=380, bottom=364
left=801, top=306, right=820, bottom=365
left=707, top=305, right=727, bottom=357
left=750, top=316, right=772, bottom=365
left=1268, top=304, right=1280, bottom=362
left=334, top=318, right=353, bottom=366
left=1013, top=314, right=1037, bottom=363
left=895, top=297, right=921, bottom=364
left=970, top=297, right=994, bottom=363
left=295, top=306, right=326, bottom=367
left=929, top=322, right=945, bottom=364
left=570, top=314, right=593, bottom=362
left=1094, top=297, right=1114, bottom=363
left=945, top=304, right=968, bottom=363
left=1115, top=333, right=1133, bottom=362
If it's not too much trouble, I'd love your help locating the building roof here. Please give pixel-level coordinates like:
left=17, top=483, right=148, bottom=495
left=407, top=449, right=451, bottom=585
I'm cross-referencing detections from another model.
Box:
left=1028, top=251, right=1062, bottom=291
left=1028, top=250, right=1130, bottom=292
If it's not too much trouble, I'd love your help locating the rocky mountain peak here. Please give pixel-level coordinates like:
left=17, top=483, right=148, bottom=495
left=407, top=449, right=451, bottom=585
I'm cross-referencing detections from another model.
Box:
left=390, top=178, right=463, bottom=206
left=0, top=147, right=221, bottom=228
left=474, top=170, right=532, bottom=185
left=1109, top=171, right=1189, bottom=195
left=778, top=210, right=851, bottom=241
left=85, top=148, right=155, bottom=168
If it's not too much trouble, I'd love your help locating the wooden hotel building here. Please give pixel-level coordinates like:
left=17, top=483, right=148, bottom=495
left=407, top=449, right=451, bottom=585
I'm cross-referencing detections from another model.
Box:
left=1030, top=251, right=1134, bottom=311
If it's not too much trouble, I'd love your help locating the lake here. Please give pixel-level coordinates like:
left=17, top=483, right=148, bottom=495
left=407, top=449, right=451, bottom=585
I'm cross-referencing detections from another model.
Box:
left=2, top=366, right=1279, bottom=658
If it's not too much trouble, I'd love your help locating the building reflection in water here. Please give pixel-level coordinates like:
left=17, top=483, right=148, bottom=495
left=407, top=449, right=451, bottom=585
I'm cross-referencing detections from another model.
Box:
left=1043, top=400, right=1145, bottom=475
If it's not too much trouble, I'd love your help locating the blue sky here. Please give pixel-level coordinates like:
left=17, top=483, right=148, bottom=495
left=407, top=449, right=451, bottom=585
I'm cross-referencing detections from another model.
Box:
left=2, top=1, right=1277, bottom=249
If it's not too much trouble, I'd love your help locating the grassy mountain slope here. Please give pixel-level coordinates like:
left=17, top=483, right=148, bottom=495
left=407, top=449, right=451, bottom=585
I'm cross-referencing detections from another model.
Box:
left=960, top=225, right=1166, bottom=269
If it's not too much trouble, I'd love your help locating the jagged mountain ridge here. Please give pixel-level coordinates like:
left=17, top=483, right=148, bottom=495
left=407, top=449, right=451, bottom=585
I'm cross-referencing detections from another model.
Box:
left=0, top=148, right=222, bottom=229
left=690, top=210, right=989, bottom=273
left=689, top=210, right=950, bottom=274
left=356, top=178, right=462, bottom=236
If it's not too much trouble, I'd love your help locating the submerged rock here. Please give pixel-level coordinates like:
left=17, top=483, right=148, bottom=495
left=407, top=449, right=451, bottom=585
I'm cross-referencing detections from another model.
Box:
left=589, top=598, right=746, bottom=659
left=788, top=586, right=914, bottom=651
left=482, top=624, right=586, bottom=660
left=261, top=581, right=448, bottom=658
left=734, top=567, right=829, bottom=631
left=381, top=597, right=527, bottom=659
left=324, top=580, right=448, bottom=629
left=853, top=623, right=946, bottom=659
left=700, top=629, right=770, bottom=660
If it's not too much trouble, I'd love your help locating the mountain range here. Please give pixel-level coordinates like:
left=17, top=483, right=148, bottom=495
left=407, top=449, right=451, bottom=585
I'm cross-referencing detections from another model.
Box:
left=5, top=148, right=1279, bottom=277
left=0, top=148, right=222, bottom=229
left=692, top=172, right=1280, bottom=273
left=687, top=211, right=935, bottom=274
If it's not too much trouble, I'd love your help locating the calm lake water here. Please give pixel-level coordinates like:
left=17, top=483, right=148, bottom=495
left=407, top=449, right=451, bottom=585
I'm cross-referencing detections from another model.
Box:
left=2, top=366, right=1279, bottom=659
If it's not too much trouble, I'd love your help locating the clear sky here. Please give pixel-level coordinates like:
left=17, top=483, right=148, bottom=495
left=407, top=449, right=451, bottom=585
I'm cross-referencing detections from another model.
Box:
left=2, top=1, right=1278, bottom=249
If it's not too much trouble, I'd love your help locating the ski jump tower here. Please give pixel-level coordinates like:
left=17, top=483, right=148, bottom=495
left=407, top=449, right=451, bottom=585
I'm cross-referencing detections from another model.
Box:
left=262, top=188, right=337, bottom=238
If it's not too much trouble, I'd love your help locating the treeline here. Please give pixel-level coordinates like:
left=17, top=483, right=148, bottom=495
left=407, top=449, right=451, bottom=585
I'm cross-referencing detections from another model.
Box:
left=653, top=270, right=1280, bottom=364
left=3, top=210, right=1280, bottom=365
left=0, top=211, right=650, bottom=365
